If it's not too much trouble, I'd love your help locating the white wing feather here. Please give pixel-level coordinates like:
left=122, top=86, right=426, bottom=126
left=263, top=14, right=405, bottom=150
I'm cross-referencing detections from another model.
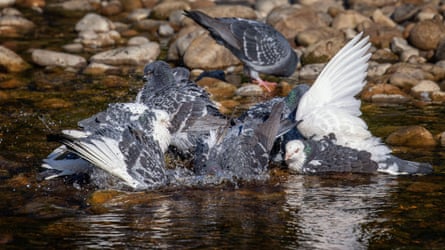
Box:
left=296, top=33, right=372, bottom=143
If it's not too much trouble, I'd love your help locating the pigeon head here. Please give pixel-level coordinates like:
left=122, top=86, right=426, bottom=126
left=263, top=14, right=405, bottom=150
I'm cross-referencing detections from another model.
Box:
left=285, top=140, right=307, bottom=173
left=142, top=61, right=176, bottom=86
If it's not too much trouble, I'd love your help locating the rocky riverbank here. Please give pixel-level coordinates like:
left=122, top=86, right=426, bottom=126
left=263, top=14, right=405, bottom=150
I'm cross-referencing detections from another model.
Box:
left=0, top=0, right=444, bottom=148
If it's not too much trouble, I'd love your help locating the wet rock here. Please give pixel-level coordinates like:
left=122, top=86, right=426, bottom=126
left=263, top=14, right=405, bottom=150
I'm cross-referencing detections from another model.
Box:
left=254, top=0, right=288, bottom=18
left=99, top=0, right=123, bottom=16
left=386, top=125, right=437, bottom=147
left=0, top=45, right=30, bottom=72
left=89, top=42, right=160, bottom=66
left=434, top=38, right=445, bottom=62
left=32, top=49, right=86, bottom=69
left=371, top=9, right=396, bottom=27
left=409, top=16, right=445, bottom=51
left=47, top=0, right=96, bottom=12
left=183, top=34, right=239, bottom=70
left=0, top=8, right=35, bottom=37
left=361, top=83, right=410, bottom=103
left=158, top=23, right=174, bottom=37
left=197, top=77, right=236, bottom=99
left=295, top=27, right=343, bottom=47
left=411, top=80, right=440, bottom=100
left=301, top=36, right=345, bottom=65
left=266, top=5, right=328, bottom=42
left=121, top=0, right=142, bottom=11
left=189, top=5, right=257, bottom=20
left=406, top=181, right=443, bottom=193
left=82, top=62, right=121, bottom=75
left=431, top=91, right=445, bottom=103
left=62, top=43, right=83, bottom=53
left=299, top=0, right=343, bottom=12
left=391, top=37, right=417, bottom=55
left=363, top=24, right=403, bottom=49
left=332, top=10, right=372, bottom=30
left=167, top=26, right=204, bottom=60
left=127, top=36, right=150, bottom=46
left=368, top=62, right=391, bottom=78
left=127, top=8, right=151, bottom=22
left=75, top=13, right=114, bottom=32
left=0, top=90, right=11, bottom=103
left=77, top=29, right=121, bottom=48
left=439, top=131, right=445, bottom=147
left=392, top=4, right=419, bottom=23
left=134, top=19, right=165, bottom=32
left=0, top=0, right=15, bottom=8
left=387, top=63, right=425, bottom=90
left=298, top=63, right=324, bottom=81
left=151, top=1, right=190, bottom=20
left=38, top=98, right=74, bottom=109
left=0, top=78, right=26, bottom=89
left=235, top=84, right=264, bottom=97
left=370, top=48, right=399, bottom=63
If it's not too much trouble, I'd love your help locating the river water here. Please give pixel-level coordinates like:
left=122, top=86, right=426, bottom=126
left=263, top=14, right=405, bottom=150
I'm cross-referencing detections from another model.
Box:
left=0, top=3, right=444, bottom=249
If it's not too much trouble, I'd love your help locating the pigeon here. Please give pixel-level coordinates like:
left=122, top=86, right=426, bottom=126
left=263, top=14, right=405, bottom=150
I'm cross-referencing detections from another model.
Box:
left=194, top=102, right=285, bottom=181
left=285, top=133, right=378, bottom=174
left=44, top=103, right=171, bottom=190
left=136, top=61, right=226, bottom=154
left=288, top=32, right=433, bottom=175
left=184, top=10, right=299, bottom=92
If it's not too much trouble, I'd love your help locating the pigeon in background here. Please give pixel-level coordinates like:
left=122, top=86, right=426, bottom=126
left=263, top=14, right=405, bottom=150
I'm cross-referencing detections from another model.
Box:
left=288, top=33, right=433, bottom=175
left=184, top=10, right=298, bottom=92
left=285, top=133, right=378, bottom=174
left=194, top=102, right=285, bottom=181
left=43, top=103, right=171, bottom=190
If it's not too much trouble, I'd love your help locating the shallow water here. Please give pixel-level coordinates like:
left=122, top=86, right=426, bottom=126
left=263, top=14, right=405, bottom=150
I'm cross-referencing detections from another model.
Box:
left=1, top=3, right=445, bottom=249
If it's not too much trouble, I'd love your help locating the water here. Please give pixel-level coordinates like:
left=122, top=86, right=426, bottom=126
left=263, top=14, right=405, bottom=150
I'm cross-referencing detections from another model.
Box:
left=1, top=2, right=445, bottom=249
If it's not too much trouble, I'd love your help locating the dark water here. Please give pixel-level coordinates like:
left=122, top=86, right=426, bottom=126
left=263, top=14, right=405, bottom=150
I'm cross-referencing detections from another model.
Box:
left=1, top=3, right=445, bottom=249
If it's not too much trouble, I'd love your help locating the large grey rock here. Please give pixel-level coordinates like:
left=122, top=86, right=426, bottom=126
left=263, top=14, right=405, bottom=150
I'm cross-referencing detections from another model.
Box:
left=89, top=42, right=160, bottom=66
left=0, top=45, right=30, bottom=72
left=75, top=13, right=115, bottom=32
left=32, top=49, right=87, bottom=68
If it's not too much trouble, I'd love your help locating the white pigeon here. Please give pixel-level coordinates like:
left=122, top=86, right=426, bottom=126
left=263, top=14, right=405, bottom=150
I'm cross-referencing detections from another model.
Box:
left=288, top=33, right=432, bottom=175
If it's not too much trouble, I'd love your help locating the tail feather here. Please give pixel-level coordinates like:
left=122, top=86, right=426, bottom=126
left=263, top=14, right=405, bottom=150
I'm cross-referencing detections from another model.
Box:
left=40, top=145, right=91, bottom=180
left=378, top=155, right=433, bottom=175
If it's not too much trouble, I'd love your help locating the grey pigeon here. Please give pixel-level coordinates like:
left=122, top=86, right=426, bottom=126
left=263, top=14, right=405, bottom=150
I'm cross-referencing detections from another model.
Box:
left=194, top=102, right=285, bottom=181
left=184, top=10, right=299, bottom=92
left=136, top=61, right=226, bottom=154
left=285, top=133, right=378, bottom=174
left=44, top=103, right=171, bottom=190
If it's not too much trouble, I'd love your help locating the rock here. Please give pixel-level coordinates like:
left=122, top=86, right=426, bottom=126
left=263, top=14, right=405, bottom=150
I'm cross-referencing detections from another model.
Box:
left=386, top=125, right=437, bottom=147
left=371, top=9, right=396, bottom=27
left=127, top=8, right=151, bottom=22
left=78, top=30, right=121, bottom=48
left=152, top=1, right=190, bottom=20
left=298, top=0, right=343, bottom=12
left=120, top=0, right=142, bottom=11
left=0, top=46, right=30, bottom=72
left=331, top=10, right=372, bottom=30
left=431, top=91, right=445, bottom=103
left=392, top=4, right=419, bottom=23
left=409, top=16, right=445, bottom=51
left=0, top=9, right=35, bottom=37
left=127, top=36, right=150, bottom=46
left=82, top=62, right=122, bottom=75
left=75, top=13, right=115, bottom=32
left=187, top=5, right=257, bottom=21
left=368, top=62, right=391, bottom=78
left=134, top=19, right=165, bottom=32
left=197, top=77, right=236, bottom=100
left=0, top=78, right=26, bottom=89
left=439, top=131, right=445, bottom=147
left=391, top=37, right=416, bottom=55
left=99, top=0, right=123, bottom=16
left=38, top=98, right=74, bottom=109
left=371, top=48, right=399, bottom=63
left=434, top=38, right=445, bottom=61
left=235, top=84, right=264, bottom=97
left=62, top=43, right=83, bottom=53
left=31, top=49, right=87, bottom=69
left=183, top=34, right=240, bottom=70
left=0, top=0, right=15, bottom=8
left=158, top=23, right=174, bottom=37
left=301, top=36, right=345, bottom=65
left=266, top=5, right=328, bottom=43
left=89, top=42, right=160, bottom=66
left=254, top=0, right=288, bottom=18
left=363, top=24, right=403, bottom=48
left=387, top=63, right=425, bottom=90
left=295, top=27, right=343, bottom=47
left=47, top=0, right=95, bottom=12
left=411, top=80, right=440, bottom=100
left=298, top=63, right=324, bottom=81
left=361, top=83, right=411, bottom=103
left=167, top=26, right=204, bottom=61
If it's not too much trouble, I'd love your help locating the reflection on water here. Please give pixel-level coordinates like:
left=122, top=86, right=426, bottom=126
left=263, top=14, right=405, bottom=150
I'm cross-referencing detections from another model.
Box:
left=283, top=175, right=397, bottom=250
